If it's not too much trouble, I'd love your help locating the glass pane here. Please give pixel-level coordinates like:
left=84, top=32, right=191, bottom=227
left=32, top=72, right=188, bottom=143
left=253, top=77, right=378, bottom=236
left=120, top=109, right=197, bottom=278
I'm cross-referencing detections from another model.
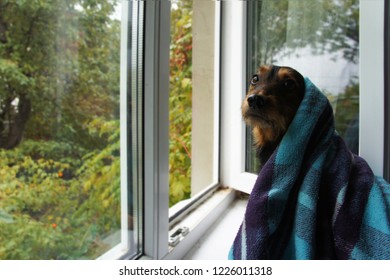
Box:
left=126, top=0, right=143, bottom=259
left=169, top=0, right=218, bottom=207
left=0, top=0, right=135, bottom=259
left=246, top=0, right=359, bottom=173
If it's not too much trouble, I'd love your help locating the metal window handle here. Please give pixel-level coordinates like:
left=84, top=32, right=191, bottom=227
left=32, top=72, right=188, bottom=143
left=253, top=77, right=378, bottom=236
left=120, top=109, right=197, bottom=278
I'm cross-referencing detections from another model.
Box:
left=168, top=227, right=190, bottom=247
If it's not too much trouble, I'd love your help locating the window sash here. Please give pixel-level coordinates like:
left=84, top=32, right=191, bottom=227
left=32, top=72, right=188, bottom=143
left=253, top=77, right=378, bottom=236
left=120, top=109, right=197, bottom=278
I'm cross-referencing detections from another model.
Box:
left=359, top=0, right=385, bottom=176
left=142, top=0, right=224, bottom=260
left=99, top=0, right=144, bottom=260
left=143, top=0, right=171, bottom=260
left=220, top=1, right=257, bottom=194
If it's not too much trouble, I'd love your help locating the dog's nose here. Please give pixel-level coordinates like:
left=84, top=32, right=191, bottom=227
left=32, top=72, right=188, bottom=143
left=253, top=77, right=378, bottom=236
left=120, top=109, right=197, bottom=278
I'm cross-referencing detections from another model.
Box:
left=247, top=94, right=265, bottom=108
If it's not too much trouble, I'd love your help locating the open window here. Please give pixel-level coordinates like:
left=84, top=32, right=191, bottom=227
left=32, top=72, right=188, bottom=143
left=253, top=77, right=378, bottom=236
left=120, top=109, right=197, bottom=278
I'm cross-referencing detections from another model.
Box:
left=142, top=0, right=225, bottom=260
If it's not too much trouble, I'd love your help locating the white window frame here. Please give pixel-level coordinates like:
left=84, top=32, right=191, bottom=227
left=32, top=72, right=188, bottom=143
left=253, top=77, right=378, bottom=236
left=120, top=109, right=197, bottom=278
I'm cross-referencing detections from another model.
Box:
left=141, top=0, right=229, bottom=260
left=220, top=1, right=256, bottom=194
left=359, top=0, right=385, bottom=176
left=143, top=0, right=171, bottom=260
left=221, top=0, right=386, bottom=195
left=163, top=0, right=226, bottom=260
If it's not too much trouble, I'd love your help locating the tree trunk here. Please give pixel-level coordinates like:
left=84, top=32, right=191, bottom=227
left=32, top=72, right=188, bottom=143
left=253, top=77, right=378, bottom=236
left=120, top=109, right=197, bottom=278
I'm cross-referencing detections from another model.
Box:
left=0, top=95, right=31, bottom=149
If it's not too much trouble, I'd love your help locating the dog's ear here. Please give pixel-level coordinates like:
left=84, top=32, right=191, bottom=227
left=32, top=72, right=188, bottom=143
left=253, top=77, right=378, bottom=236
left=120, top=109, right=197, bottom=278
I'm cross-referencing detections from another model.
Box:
left=258, top=65, right=271, bottom=74
left=278, top=67, right=304, bottom=92
left=283, top=78, right=297, bottom=90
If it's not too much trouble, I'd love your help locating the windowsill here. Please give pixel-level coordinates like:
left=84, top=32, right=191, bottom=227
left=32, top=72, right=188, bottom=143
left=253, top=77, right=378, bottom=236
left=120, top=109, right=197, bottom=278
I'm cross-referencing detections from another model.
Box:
left=163, top=188, right=247, bottom=260
left=183, top=196, right=247, bottom=260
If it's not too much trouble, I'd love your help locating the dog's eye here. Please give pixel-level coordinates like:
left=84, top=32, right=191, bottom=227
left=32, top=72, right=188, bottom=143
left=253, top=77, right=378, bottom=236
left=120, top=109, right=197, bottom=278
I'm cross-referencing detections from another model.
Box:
left=250, top=74, right=259, bottom=86
left=284, top=79, right=295, bottom=89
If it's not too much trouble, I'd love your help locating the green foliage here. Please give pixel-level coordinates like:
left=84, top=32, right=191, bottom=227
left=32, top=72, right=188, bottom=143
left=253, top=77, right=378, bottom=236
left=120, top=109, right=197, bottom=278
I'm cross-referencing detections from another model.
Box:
left=169, top=0, right=193, bottom=207
left=0, top=0, right=120, bottom=148
left=0, top=0, right=121, bottom=259
left=0, top=120, right=120, bottom=259
left=329, top=79, right=359, bottom=138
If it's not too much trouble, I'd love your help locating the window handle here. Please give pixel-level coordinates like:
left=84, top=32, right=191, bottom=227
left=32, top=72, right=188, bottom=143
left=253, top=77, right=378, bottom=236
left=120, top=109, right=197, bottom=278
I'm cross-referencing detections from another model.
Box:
left=168, top=227, right=190, bottom=247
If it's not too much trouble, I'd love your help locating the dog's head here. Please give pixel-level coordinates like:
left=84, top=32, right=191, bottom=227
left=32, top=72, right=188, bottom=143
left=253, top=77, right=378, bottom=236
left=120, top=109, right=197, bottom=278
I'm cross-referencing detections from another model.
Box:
left=242, top=65, right=305, bottom=147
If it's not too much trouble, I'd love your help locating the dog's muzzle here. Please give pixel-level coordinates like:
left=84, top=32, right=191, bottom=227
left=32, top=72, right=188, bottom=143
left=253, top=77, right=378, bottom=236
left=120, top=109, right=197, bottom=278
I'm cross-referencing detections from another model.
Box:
left=247, top=94, right=265, bottom=109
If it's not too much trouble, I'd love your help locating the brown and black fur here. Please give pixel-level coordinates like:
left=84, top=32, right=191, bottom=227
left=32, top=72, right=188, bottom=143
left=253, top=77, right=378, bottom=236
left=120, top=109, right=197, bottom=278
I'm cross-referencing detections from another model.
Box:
left=242, top=65, right=305, bottom=168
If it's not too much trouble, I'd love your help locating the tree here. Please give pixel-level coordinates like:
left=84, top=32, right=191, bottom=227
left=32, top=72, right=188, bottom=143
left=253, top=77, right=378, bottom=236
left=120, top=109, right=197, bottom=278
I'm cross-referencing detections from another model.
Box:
left=0, top=0, right=120, bottom=150
left=0, top=0, right=121, bottom=259
left=249, top=0, right=359, bottom=65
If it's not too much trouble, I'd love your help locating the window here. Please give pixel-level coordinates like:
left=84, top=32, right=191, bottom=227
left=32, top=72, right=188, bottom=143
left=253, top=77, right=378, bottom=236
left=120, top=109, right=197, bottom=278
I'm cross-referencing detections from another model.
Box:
left=246, top=0, right=359, bottom=173
left=169, top=0, right=220, bottom=208
left=142, top=0, right=223, bottom=260
left=0, top=0, right=140, bottom=260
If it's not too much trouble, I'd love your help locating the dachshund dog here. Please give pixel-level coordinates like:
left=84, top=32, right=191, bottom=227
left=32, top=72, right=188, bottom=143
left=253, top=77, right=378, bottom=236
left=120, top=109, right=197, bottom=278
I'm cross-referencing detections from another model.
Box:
left=242, top=65, right=305, bottom=168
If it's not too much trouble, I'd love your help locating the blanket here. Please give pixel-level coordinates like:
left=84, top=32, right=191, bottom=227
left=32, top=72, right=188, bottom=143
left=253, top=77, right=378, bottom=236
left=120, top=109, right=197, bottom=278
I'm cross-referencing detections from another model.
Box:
left=229, top=78, right=390, bottom=260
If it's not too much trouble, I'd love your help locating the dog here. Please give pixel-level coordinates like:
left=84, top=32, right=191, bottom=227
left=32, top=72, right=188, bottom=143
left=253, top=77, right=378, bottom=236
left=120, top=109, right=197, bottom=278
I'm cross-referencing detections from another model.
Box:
left=242, top=65, right=305, bottom=169
left=233, top=65, right=390, bottom=259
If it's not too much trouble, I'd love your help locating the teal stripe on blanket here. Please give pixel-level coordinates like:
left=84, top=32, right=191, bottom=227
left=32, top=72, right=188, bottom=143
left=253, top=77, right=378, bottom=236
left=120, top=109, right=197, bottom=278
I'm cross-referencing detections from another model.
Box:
left=283, top=235, right=312, bottom=260
left=351, top=177, right=390, bottom=259
left=364, top=179, right=390, bottom=235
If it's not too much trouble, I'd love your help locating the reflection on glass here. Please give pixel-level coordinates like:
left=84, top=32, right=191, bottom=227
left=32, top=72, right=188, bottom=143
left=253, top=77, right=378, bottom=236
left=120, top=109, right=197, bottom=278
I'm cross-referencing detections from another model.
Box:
left=246, top=0, right=359, bottom=173
left=0, top=0, right=122, bottom=259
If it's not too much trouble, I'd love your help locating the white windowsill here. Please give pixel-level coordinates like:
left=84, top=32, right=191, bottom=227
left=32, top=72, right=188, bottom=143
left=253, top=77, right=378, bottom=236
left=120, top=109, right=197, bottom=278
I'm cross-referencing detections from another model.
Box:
left=183, top=195, right=247, bottom=260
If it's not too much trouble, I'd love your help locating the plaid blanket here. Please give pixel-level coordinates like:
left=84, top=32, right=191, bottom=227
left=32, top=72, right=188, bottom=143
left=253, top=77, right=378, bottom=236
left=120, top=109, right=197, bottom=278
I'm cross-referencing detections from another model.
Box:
left=229, top=78, right=390, bottom=260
